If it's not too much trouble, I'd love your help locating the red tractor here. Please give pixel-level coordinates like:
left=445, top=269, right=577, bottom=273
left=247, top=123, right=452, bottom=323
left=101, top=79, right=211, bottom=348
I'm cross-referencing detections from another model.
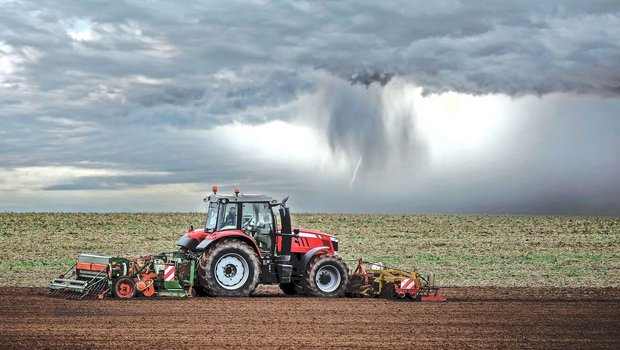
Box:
left=176, top=187, right=348, bottom=297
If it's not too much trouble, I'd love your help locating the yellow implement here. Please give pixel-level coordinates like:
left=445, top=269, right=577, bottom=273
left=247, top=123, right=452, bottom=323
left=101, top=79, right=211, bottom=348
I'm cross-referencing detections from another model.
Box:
left=346, top=259, right=445, bottom=301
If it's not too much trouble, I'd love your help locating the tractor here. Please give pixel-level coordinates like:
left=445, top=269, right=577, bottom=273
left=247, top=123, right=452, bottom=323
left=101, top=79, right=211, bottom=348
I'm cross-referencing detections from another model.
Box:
left=50, top=187, right=445, bottom=301
left=176, top=186, right=348, bottom=297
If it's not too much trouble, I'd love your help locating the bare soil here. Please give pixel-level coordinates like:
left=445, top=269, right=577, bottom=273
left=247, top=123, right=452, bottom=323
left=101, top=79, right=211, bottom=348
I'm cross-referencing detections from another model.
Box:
left=0, top=287, right=619, bottom=349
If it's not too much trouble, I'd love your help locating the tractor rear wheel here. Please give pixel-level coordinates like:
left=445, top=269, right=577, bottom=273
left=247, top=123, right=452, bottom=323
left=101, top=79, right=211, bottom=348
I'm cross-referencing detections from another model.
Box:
left=302, top=255, right=348, bottom=297
left=197, top=239, right=260, bottom=297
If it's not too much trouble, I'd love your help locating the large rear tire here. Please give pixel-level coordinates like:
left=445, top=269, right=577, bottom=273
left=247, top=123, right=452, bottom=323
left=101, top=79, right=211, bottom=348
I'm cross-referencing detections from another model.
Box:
left=302, top=255, right=348, bottom=297
left=197, top=239, right=260, bottom=297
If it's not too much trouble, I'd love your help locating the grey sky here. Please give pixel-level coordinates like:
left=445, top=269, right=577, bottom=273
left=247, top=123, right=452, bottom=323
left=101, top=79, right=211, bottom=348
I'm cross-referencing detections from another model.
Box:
left=0, top=1, right=619, bottom=214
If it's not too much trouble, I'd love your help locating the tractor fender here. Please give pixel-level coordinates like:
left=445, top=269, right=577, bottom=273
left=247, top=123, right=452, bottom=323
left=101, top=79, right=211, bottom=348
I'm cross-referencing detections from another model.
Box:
left=177, top=236, right=200, bottom=251
left=195, top=238, right=214, bottom=251
left=195, top=234, right=262, bottom=257
left=298, top=246, right=330, bottom=274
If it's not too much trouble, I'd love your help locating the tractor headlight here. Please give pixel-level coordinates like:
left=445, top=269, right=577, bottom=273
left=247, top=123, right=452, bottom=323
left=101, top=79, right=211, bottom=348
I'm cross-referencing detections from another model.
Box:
left=330, top=237, right=339, bottom=252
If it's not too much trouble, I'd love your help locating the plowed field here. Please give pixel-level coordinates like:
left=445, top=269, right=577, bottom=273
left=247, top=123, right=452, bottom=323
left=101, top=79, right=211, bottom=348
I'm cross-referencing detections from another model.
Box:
left=1, top=287, right=619, bottom=349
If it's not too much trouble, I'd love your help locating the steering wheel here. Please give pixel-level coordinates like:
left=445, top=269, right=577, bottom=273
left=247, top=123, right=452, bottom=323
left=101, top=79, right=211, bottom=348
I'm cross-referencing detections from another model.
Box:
left=242, top=218, right=258, bottom=236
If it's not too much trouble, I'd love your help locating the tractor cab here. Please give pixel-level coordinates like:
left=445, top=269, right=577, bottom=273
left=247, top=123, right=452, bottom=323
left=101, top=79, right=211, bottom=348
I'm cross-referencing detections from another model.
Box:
left=202, top=190, right=278, bottom=252
left=176, top=186, right=295, bottom=258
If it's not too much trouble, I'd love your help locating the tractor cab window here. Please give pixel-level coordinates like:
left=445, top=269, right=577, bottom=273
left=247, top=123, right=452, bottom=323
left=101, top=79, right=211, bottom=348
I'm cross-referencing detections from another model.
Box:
left=241, top=203, right=273, bottom=251
left=204, top=202, right=218, bottom=232
left=217, top=203, right=238, bottom=231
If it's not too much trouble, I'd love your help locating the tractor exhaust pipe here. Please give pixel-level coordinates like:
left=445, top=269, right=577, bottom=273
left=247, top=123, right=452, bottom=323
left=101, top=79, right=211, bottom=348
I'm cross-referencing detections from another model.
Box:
left=279, top=207, right=292, bottom=256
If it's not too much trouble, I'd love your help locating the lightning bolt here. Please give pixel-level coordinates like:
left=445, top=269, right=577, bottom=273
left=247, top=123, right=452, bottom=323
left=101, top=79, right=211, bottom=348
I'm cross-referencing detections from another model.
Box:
left=350, top=153, right=364, bottom=191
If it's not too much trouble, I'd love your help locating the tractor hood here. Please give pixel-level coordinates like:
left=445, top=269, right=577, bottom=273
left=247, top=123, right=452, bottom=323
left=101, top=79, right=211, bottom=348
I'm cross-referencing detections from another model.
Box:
left=271, top=225, right=336, bottom=239
left=294, top=227, right=339, bottom=251
left=295, top=227, right=337, bottom=240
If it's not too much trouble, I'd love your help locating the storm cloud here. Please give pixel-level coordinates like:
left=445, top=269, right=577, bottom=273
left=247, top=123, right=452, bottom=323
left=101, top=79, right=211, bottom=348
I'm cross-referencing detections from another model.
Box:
left=0, top=1, right=619, bottom=214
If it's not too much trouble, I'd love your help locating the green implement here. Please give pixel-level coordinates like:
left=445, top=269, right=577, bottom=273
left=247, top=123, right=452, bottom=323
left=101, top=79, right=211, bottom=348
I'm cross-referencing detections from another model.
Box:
left=49, top=253, right=111, bottom=299
left=49, top=252, right=197, bottom=299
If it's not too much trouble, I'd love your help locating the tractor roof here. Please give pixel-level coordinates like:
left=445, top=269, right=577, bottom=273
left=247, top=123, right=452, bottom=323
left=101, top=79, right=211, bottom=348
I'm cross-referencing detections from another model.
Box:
left=205, top=193, right=275, bottom=204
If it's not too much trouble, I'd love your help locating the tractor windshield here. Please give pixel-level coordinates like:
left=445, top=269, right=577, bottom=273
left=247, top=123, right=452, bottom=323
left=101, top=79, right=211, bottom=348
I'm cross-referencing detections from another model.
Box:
left=204, top=202, right=218, bottom=232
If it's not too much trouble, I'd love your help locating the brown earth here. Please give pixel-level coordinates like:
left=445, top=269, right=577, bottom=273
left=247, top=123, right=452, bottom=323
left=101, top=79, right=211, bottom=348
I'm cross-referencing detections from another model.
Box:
left=0, top=287, right=619, bottom=349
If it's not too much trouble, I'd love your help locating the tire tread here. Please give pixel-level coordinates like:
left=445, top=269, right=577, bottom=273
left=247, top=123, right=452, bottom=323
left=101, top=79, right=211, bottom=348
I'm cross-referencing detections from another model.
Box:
left=302, top=255, right=348, bottom=297
left=197, top=239, right=260, bottom=296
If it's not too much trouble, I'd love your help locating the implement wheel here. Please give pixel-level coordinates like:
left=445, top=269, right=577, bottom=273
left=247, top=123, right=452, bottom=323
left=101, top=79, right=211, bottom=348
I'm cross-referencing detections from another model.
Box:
left=198, top=239, right=260, bottom=297
left=113, top=277, right=137, bottom=299
left=379, top=283, right=396, bottom=299
left=303, top=255, right=348, bottom=297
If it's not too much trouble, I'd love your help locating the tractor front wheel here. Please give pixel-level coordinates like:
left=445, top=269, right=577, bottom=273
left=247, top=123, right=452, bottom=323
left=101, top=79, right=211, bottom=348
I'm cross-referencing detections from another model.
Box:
left=198, top=239, right=260, bottom=297
left=302, top=255, right=348, bottom=297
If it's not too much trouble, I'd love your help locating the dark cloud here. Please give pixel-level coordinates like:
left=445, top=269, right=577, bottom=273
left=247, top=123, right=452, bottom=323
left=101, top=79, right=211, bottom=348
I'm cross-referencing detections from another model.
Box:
left=0, top=1, right=619, bottom=214
left=324, top=81, right=385, bottom=162
left=314, top=76, right=423, bottom=174
left=348, top=69, right=394, bottom=88
left=3, top=1, right=619, bottom=99
left=133, top=87, right=207, bottom=107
